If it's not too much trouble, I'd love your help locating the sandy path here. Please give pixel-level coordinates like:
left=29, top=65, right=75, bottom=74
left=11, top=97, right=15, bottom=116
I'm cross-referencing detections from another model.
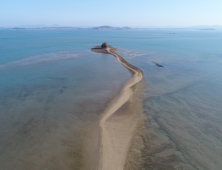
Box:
left=98, top=48, right=143, bottom=170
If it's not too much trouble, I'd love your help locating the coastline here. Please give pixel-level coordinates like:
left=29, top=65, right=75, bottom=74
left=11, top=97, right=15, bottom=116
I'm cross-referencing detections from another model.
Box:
left=92, top=43, right=144, bottom=170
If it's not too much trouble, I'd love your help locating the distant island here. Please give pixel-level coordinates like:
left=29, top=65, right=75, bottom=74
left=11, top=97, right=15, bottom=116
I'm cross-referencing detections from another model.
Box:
left=11, top=26, right=137, bottom=30
left=1, top=25, right=220, bottom=30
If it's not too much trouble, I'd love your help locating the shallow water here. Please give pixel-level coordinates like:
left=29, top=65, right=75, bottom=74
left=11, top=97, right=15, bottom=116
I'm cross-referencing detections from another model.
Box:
left=0, top=37, right=131, bottom=169
left=142, top=80, right=222, bottom=170
left=125, top=30, right=222, bottom=170
left=1, top=29, right=222, bottom=169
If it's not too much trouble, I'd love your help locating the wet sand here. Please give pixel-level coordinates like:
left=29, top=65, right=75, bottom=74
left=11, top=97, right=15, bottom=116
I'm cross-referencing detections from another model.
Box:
left=92, top=44, right=144, bottom=170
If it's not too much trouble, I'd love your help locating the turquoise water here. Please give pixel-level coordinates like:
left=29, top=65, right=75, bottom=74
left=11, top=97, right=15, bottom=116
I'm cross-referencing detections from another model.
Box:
left=1, top=29, right=222, bottom=169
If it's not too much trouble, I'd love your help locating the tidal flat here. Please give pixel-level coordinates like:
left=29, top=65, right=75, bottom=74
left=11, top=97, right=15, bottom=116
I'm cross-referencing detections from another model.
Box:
left=1, top=29, right=222, bottom=169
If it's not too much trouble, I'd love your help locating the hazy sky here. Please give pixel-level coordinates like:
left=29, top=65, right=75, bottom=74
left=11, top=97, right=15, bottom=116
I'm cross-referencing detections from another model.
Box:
left=1, top=0, right=222, bottom=27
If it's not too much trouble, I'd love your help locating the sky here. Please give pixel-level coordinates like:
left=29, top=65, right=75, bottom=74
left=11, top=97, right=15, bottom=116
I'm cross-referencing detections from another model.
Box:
left=1, top=0, right=222, bottom=28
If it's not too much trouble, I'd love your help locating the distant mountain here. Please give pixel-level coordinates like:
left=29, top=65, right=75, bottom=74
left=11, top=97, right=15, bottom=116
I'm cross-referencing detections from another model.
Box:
left=91, top=26, right=135, bottom=30
left=92, top=26, right=113, bottom=29
left=10, top=25, right=136, bottom=30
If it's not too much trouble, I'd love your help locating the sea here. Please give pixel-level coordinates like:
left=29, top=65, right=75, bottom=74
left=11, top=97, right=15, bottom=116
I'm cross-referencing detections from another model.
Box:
left=0, top=29, right=222, bottom=170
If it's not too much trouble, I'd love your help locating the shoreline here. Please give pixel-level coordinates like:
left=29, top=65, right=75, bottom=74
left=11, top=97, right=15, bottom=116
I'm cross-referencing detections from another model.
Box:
left=92, top=44, right=144, bottom=170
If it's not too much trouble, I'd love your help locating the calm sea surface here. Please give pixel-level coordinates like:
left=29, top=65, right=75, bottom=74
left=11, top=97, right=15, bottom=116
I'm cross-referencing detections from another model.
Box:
left=0, top=29, right=222, bottom=170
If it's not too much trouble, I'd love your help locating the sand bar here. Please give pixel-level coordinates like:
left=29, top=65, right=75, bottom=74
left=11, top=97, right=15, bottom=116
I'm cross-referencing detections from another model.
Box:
left=92, top=43, right=144, bottom=170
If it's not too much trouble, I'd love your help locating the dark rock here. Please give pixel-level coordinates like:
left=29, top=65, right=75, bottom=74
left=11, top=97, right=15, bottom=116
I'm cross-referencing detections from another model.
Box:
left=152, top=61, right=163, bottom=67
left=101, top=42, right=108, bottom=48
